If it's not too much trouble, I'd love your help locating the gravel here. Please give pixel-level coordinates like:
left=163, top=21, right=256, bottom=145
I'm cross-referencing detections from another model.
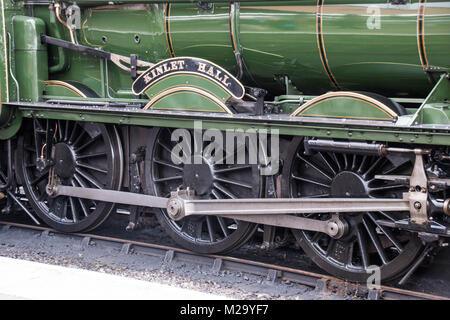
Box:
left=0, top=223, right=350, bottom=300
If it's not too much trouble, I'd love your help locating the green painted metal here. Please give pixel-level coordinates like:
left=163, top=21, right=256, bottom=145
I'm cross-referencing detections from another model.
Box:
left=13, top=16, right=48, bottom=102
left=148, top=90, right=230, bottom=113
left=15, top=104, right=450, bottom=146
left=0, top=0, right=448, bottom=142
left=144, top=74, right=231, bottom=102
left=27, top=1, right=449, bottom=100
left=44, top=81, right=86, bottom=98
left=291, top=92, right=397, bottom=121
left=409, top=74, right=450, bottom=125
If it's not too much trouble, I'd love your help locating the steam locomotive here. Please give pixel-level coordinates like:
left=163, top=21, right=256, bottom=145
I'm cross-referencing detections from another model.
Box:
left=0, top=0, right=449, bottom=283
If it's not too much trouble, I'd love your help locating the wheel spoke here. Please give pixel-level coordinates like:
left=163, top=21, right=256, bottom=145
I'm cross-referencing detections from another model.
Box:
left=214, top=165, right=252, bottom=174
left=71, top=180, right=90, bottom=217
left=369, top=184, right=405, bottom=193
left=362, top=216, right=389, bottom=265
left=75, top=134, right=101, bottom=153
left=216, top=216, right=230, bottom=237
left=76, top=152, right=107, bottom=160
left=64, top=120, right=70, bottom=142
left=363, top=157, right=385, bottom=179
left=378, top=211, right=396, bottom=222
left=206, top=216, right=216, bottom=242
left=343, top=153, right=349, bottom=170
left=310, top=231, right=323, bottom=244
left=351, top=154, right=357, bottom=171
left=157, top=139, right=184, bottom=164
left=71, top=130, right=87, bottom=148
left=73, top=173, right=97, bottom=208
left=214, top=177, right=252, bottom=189
left=357, top=155, right=369, bottom=174
left=153, top=175, right=183, bottom=183
left=318, top=152, right=336, bottom=176
left=296, top=154, right=332, bottom=181
left=331, top=153, right=342, bottom=171
left=75, top=168, right=104, bottom=189
left=77, top=162, right=108, bottom=174
left=367, top=213, right=404, bottom=253
left=68, top=122, right=78, bottom=144
left=69, top=196, right=79, bottom=223
left=347, top=241, right=355, bottom=266
left=291, top=174, right=331, bottom=189
left=356, top=225, right=370, bottom=269
left=325, top=238, right=336, bottom=257
left=57, top=120, right=63, bottom=141
left=153, top=158, right=183, bottom=171
left=213, top=183, right=237, bottom=199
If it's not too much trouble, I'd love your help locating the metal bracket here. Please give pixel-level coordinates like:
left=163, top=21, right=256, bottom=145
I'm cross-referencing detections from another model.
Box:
left=245, top=87, right=267, bottom=116
left=409, top=150, right=429, bottom=225
left=126, top=147, right=146, bottom=231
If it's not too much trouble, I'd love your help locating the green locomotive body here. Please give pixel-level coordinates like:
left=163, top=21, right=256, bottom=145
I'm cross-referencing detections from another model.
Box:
left=0, top=0, right=449, bottom=284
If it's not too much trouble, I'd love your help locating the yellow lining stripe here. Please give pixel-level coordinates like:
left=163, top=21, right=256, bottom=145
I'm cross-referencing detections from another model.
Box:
left=291, top=92, right=398, bottom=119
left=316, top=0, right=340, bottom=90
left=44, top=80, right=87, bottom=98
left=417, top=0, right=429, bottom=69
left=144, top=73, right=230, bottom=101
left=164, top=3, right=175, bottom=58
left=144, top=86, right=232, bottom=114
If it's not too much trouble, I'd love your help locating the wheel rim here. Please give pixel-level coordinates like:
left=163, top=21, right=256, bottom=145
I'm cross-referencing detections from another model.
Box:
left=18, top=119, right=122, bottom=232
left=284, top=137, right=424, bottom=282
left=146, top=127, right=261, bottom=254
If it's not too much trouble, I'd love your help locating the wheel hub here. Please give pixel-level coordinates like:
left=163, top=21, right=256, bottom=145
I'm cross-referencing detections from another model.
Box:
left=183, top=155, right=214, bottom=196
left=331, top=171, right=368, bottom=198
left=54, top=143, right=76, bottom=179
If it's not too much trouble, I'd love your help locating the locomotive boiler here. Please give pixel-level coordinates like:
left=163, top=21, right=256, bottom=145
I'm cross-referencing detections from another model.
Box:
left=0, top=0, right=449, bottom=284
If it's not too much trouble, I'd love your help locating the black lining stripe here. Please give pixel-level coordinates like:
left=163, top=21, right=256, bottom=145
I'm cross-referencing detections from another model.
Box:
left=316, top=0, right=340, bottom=90
left=165, top=3, right=175, bottom=58
left=417, top=0, right=429, bottom=69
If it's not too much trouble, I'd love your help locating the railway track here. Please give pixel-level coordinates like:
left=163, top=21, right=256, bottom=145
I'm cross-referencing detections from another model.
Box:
left=0, top=219, right=447, bottom=300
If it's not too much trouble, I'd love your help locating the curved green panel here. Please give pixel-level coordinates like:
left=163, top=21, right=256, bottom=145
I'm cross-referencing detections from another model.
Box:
left=148, top=89, right=230, bottom=113
left=293, top=95, right=396, bottom=121
left=44, top=82, right=86, bottom=98
left=144, top=73, right=232, bottom=102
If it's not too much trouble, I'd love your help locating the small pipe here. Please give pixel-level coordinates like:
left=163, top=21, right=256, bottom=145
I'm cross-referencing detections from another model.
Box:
left=54, top=3, right=75, bottom=44
left=48, top=8, right=69, bottom=73
left=7, top=32, right=19, bottom=101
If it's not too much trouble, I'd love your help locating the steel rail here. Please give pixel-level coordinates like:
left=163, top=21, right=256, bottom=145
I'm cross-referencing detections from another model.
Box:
left=0, top=220, right=447, bottom=300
